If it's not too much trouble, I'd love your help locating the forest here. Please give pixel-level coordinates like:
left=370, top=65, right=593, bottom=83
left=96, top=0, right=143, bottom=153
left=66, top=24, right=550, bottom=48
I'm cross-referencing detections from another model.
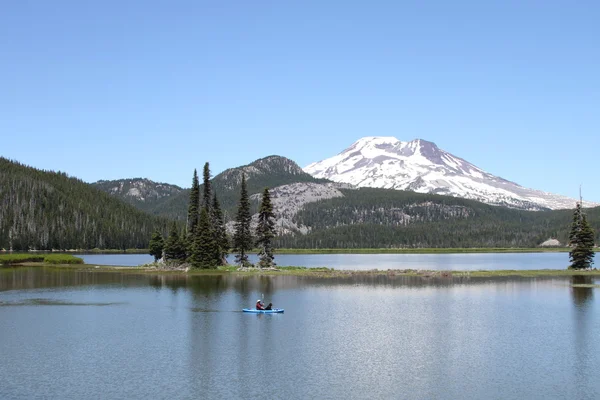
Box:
left=0, top=157, right=170, bottom=250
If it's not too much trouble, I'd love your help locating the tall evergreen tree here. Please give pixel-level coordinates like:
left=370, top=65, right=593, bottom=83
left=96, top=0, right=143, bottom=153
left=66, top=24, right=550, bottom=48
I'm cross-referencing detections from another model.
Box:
left=187, top=169, right=200, bottom=236
left=148, top=230, right=165, bottom=261
left=164, top=222, right=186, bottom=262
left=569, top=203, right=595, bottom=269
left=212, top=193, right=229, bottom=265
left=202, top=162, right=212, bottom=211
left=568, top=202, right=583, bottom=245
left=232, top=174, right=253, bottom=267
left=190, top=208, right=219, bottom=269
left=256, top=187, right=276, bottom=268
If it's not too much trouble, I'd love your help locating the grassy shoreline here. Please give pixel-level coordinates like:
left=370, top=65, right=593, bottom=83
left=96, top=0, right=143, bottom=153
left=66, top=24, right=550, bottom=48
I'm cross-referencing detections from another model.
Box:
left=6, top=261, right=599, bottom=279
left=0, top=254, right=83, bottom=265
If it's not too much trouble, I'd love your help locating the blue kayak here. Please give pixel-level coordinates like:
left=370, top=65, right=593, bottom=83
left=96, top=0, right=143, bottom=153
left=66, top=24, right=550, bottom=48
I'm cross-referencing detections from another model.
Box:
left=243, top=308, right=284, bottom=313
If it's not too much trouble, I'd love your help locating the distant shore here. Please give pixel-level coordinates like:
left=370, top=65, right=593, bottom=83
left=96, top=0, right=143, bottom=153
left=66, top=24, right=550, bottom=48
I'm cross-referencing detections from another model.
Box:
left=273, top=247, right=597, bottom=254
left=2, top=247, right=599, bottom=255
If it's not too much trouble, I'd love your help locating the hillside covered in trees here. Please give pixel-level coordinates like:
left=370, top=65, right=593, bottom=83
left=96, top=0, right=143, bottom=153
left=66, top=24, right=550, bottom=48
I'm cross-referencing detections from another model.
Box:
left=0, top=158, right=170, bottom=250
left=275, top=188, right=600, bottom=248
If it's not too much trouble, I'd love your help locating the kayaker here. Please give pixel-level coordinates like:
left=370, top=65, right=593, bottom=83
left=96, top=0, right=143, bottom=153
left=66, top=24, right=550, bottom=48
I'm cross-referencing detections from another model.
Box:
left=256, top=299, right=265, bottom=310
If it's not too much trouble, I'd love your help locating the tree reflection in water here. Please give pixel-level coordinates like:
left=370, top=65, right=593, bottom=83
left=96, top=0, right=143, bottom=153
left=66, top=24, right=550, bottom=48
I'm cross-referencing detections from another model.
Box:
left=570, top=275, right=594, bottom=307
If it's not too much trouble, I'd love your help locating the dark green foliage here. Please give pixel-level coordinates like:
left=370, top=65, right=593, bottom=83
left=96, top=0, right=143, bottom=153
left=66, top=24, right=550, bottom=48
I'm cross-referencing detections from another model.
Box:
left=211, top=194, right=229, bottom=264
left=202, top=162, right=212, bottom=211
left=568, top=203, right=583, bottom=245
left=256, top=188, right=276, bottom=268
left=0, top=157, right=170, bottom=250
left=164, top=223, right=187, bottom=262
left=189, top=208, right=219, bottom=269
left=232, top=175, right=253, bottom=266
left=149, top=230, right=165, bottom=261
left=187, top=169, right=200, bottom=237
left=569, top=203, right=596, bottom=269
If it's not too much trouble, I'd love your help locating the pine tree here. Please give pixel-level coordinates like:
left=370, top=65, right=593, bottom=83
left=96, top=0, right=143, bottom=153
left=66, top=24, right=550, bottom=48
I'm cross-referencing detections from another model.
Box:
left=256, top=187, right=276, bottom=268
left=148, top=230, right=165, bottom=261
left=569, top=203, right=596, bottom=269
left=187, top=169, right=200, bottom=237
left=568, top=202, right=583, bottom=246
left=190, top=208, right=219, bottom=269
left=211, top=193, right=229, bottom=265
left=164, top=223, right=186, bottom=262
left=232, top=174, right=253, bottom=267
left=202, top=162, right=212, bottom=211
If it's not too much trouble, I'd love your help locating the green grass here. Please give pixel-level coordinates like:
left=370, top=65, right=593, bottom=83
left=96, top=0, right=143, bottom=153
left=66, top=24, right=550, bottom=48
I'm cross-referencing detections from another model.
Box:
left=42, top=254, right=84, bottom=264
left=0, top=253, right=83, bottom=265
left=0, top=254, right=45, bottom=264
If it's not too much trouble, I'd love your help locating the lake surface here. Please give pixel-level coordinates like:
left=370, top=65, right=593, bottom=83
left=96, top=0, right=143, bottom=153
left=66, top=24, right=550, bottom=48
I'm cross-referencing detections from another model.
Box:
left=1, top=267, right=599, bottom=399
left=79, top=252, right=573, bottom=270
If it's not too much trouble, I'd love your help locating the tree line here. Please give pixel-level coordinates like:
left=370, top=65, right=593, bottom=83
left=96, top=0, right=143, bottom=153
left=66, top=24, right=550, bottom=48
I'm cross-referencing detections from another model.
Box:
left=149, top=163, right=277, bottom=268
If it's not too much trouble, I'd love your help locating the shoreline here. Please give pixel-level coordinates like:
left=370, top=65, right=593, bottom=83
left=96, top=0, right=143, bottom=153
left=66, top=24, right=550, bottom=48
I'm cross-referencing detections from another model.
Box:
left=3, top=247, right=599, bottom=255
left=6, top=262, right=600, bottom=279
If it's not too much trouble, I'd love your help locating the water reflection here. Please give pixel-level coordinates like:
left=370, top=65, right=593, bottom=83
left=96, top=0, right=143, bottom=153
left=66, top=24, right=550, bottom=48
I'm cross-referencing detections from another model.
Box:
left=0, top=266, right=147, bottom=291
left=571, top=276, right=595, bottom=400
left=3, top=267, right=594, bottom=297
left=570, top=275, right=594, bottom=307
left=1, top=268, right=600, bottom=399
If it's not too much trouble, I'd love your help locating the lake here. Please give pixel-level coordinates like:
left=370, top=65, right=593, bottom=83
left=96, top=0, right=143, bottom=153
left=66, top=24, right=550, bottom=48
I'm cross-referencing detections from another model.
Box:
left=79, top=252, right=573, bottom=270
left=0, top=266, right=598, bottom=399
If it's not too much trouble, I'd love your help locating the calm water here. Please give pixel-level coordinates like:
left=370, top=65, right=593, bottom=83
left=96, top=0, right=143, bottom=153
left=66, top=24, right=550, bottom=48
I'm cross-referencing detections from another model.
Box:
left=80, top=252, right=573, bottom=270
left=0, top=267, right=598, bottom=399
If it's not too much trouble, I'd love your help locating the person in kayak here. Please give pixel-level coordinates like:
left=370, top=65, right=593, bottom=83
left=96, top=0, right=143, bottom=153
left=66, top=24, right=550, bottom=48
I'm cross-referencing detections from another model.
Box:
left=256, top=300, right=274, bottom=310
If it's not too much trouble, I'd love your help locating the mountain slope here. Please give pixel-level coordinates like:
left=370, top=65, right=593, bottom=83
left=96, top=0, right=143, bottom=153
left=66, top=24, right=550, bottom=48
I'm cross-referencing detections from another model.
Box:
left=211, top=155, right=329, bottom=215
left=304, top=137, right=597, bottom=211
left=0, top=158, right=171, bottom=250
left=124, top=155, right=329, bottom=221
left=275, top=187, right=600, bottom=248
left=92, top=178, right=183, bottom=214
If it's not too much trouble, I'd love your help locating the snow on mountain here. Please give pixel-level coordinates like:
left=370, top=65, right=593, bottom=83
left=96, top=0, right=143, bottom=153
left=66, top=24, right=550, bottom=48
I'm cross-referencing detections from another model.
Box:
left=304, top=137, right=597, bottom=211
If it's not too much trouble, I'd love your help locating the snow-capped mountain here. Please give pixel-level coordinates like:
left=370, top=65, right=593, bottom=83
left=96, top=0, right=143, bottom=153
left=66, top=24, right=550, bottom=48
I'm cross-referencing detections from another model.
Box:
left=304, top=137, right=597, bottom=210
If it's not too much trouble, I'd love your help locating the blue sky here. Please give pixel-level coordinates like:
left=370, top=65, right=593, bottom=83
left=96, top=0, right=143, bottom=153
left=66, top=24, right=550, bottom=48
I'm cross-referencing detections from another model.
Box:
left=1, top=1, right=598, bottom=201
